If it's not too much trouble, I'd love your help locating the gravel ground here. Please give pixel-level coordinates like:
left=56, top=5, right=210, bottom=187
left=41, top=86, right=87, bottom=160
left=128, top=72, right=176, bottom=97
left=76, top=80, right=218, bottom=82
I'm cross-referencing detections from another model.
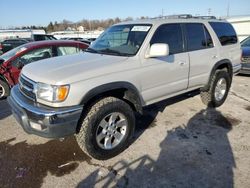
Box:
left=0, top=75, right=249, bottom=188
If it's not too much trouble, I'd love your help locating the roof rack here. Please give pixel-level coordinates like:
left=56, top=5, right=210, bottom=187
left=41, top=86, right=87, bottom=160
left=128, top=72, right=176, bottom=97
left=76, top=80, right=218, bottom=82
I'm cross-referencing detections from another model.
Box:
left=151, top=14, right=217, bottom=20
left=192, top=16, right=217, bottom=19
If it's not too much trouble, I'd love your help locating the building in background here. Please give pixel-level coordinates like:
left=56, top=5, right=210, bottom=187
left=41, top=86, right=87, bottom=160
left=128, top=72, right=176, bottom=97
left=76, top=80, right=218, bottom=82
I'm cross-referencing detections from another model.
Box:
left=0, top=29, right=45, bottom=41
left=227, top=15, right=250, bottom=42
left=51, top=29, right=103, bottom=39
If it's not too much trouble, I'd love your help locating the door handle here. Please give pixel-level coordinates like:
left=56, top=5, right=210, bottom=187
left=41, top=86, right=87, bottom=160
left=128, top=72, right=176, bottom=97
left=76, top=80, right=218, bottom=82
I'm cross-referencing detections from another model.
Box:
left=179, top=61, right=186, bottom=66
left=212, top=55, right=218, bottom=59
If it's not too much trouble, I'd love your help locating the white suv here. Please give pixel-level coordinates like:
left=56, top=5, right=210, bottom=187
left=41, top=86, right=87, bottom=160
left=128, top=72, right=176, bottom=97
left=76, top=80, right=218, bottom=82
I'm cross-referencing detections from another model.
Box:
left=8, top=16, right=241, bottom=159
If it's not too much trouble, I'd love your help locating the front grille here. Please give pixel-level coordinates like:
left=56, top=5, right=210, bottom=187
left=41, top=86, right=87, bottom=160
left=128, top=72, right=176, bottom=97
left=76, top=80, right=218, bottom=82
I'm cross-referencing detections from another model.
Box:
left=242, top=56, right=250, bottom=63
left=19, top=75, right=36, bottom=101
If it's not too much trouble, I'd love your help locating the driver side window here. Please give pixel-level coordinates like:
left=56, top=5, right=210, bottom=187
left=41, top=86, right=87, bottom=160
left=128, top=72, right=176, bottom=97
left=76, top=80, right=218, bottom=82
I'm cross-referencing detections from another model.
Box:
left=150, top=24, right=184, bottom=55
left=12, top=47, right=52, bottom=68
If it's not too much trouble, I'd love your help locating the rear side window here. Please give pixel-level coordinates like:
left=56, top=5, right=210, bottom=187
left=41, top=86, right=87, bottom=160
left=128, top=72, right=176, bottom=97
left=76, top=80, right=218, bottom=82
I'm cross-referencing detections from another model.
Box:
left=209, top=22, right=237, bottom=46
left=57, top=46, right=80, bottom=56
left=151, top=24, right=184, bottom=54
left=185, top=23, right=213, bottom=51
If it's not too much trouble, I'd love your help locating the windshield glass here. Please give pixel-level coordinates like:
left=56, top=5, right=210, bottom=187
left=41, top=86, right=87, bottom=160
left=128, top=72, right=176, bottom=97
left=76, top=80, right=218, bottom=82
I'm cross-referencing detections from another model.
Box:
left=241, top=37, right=250, bottom=47
left=88, top=24, right=151, bottom=56
left=0, top=45, right=27, bottom=61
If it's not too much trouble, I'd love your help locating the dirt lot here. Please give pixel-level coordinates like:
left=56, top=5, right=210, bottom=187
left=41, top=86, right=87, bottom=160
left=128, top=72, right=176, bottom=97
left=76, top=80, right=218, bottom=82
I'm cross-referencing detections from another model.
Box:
left=0, top=75, right=250, bottom=188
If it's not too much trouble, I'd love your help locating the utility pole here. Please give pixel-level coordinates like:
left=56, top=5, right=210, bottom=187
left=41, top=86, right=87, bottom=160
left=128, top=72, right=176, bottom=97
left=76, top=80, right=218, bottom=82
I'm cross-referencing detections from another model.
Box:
left=161, top=9, right=164, bottom=17
left=227, top=0, right=230, bottom=17
left=208, top=8, right=211, bottom=16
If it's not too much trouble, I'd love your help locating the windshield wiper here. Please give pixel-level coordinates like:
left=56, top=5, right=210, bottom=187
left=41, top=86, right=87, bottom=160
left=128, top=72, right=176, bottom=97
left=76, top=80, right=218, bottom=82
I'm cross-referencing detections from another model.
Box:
left=99, top=48, right=131, bottom=56
left=84, top=47, right=99, bottom=54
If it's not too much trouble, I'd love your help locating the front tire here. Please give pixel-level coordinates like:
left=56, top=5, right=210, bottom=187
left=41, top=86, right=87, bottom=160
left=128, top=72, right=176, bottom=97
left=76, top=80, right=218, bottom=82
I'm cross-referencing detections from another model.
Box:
left=200, top=70, right=231, bottom=107
left=0, top=80, right=10, bottom=99
left=75, top=97, right=135, bottom=160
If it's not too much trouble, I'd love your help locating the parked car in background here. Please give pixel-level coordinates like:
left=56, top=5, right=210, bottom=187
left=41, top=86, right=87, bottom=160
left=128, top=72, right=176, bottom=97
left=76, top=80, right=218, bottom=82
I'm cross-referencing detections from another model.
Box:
left=31, top=34, right=57, bottom=41
left=0, top=38, right=32, bottom=54
left=0, top=34, right=57, bottom=54
left=0, top=42, right=3, bottom=55
left=0, top=40, right=88, bottom=98
left=240, top=36, right=250, bottom=74
left=65, top=37, right=92, bottom=45
left=87, top=38, right=97, bottom=42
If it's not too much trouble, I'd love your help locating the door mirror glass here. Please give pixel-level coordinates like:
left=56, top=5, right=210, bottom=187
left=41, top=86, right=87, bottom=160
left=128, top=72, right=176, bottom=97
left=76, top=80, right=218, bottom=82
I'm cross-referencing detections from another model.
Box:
left=146, top=43, right=169, bottom=58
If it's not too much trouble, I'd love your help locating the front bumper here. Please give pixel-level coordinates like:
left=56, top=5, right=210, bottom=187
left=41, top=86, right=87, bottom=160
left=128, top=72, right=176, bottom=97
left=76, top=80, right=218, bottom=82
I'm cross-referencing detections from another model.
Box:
left=239, top=63, right=250, bottom=74
left=8, top=85, right=83, bottom=138
left=232, top=64, right=242, bottom=75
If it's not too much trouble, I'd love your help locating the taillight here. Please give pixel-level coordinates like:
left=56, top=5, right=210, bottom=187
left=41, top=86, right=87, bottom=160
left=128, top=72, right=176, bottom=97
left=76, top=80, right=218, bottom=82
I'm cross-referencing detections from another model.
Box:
left=0, top=43, right=2, bottom=50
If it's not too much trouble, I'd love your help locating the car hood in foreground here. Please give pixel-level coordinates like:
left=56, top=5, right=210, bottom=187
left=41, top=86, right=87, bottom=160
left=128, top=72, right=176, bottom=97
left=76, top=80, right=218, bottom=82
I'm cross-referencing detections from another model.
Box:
left=22, top=52, right=129, bottom=85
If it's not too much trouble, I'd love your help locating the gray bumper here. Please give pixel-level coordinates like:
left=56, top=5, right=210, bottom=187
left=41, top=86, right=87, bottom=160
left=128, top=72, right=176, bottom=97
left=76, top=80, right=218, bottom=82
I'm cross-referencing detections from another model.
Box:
left=233, top=64, right=242, bottom=75
left=239, top=63, right=250, bottom=74
left=8, top=86, right=83, bottom=138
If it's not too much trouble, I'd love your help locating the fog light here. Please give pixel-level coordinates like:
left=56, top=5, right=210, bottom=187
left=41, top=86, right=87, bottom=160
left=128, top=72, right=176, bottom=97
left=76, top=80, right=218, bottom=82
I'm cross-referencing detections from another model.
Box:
left=30, top=121, right=42, bottom=130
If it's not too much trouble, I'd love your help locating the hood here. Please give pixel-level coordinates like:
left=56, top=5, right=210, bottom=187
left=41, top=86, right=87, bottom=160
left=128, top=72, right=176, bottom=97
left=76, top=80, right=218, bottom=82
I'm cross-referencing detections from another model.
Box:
left=22, top=52, right=129, bottom=85
left=242, top=47, right=250, bottom=57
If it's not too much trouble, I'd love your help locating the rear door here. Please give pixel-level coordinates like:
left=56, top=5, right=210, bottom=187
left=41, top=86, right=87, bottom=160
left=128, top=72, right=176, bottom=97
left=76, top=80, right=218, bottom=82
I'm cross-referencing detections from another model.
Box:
left=185, top=23, right=217, bottom=88
left=140, top=23, right=189, bottom=103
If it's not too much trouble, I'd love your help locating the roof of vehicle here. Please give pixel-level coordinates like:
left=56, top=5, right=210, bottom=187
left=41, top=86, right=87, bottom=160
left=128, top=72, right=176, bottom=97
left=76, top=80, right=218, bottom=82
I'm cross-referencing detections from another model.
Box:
left=115, top=15, right=226, bottom=26
left=3, top=38, right=30, bottom=42
left=22, top=40, right=88, bottom=48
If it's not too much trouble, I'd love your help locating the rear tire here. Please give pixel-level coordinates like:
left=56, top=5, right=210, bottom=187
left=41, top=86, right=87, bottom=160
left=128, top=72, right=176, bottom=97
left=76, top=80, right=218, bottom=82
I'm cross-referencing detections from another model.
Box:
left=200, top=70, right=231, bottom=108
left=75, top=97, right=135, bottom=160
left=0, top=80, right=10, bottom=99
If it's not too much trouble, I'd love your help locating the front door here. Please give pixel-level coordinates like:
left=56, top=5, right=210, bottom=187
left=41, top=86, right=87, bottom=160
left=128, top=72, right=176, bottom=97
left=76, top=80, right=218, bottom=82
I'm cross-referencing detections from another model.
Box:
left=140, top=23, right=189, bottom=104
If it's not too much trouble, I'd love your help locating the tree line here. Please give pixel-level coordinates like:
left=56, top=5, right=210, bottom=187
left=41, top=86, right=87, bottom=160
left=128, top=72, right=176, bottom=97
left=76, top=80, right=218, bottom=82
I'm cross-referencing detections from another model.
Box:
left=14, top=16, right=150, bottom=33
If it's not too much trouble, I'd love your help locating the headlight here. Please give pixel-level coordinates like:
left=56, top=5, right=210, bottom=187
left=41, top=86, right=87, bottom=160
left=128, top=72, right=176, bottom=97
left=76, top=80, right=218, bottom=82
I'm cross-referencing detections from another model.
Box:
left=36, top=83, right=70, bottom=102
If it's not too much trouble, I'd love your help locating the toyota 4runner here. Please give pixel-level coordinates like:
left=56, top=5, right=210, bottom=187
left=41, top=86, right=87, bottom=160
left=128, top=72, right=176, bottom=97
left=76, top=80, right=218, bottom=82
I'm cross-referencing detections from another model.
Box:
left=8, top=16, right=241, bottom=159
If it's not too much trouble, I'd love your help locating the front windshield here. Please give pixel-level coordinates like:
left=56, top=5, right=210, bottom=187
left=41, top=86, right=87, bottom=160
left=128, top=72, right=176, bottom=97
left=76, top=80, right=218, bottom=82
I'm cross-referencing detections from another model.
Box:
left=241, top=37, right=250, bottom=47
left=0, top=44, right=27, bottom=61
left=88, top=24, right=152, bottom=56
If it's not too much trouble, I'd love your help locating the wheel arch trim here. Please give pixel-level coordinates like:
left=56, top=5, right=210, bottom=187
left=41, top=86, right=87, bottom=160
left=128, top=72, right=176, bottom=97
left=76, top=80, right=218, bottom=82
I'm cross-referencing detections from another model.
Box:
left=80, top=82, right=144, bottom=113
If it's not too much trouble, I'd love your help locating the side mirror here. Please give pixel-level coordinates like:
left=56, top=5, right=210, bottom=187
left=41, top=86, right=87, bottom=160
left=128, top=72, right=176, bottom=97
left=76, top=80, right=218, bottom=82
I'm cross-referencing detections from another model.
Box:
left=145, top=43, right=169, bottom=58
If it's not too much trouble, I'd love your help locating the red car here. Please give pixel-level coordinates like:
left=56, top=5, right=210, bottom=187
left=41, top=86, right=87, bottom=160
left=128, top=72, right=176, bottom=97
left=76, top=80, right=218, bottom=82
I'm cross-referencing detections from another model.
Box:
left=0, top=40, right=88, bottom=98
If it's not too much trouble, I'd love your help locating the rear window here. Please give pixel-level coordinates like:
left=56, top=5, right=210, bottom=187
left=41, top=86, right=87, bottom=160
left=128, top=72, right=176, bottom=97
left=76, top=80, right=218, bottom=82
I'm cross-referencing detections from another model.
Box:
left=209, top=22, right=237, bottom=46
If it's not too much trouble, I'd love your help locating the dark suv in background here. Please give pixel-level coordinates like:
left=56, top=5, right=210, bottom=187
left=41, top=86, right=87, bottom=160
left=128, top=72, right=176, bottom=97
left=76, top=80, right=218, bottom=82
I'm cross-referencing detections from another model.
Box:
left=0, top=38, right=33, bottom=54
left=32, top=34, right=57, bottom=41
left=0, top=34, right=57, bottom=54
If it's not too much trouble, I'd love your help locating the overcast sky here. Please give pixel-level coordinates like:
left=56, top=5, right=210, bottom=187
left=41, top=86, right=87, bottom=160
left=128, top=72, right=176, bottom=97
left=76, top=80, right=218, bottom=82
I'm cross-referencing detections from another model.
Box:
left=1, top=0, right=250, bottom=28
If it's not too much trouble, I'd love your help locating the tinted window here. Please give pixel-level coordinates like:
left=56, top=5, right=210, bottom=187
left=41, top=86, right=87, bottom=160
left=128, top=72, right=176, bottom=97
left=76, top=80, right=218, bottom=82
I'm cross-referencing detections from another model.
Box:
left=151, top=24, right=183, bottom=54
left=186, top=23, right=212, bottom=51
left=204, top=27, right=214, bottom=48
left=209, top=22, right=237, bottom=46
